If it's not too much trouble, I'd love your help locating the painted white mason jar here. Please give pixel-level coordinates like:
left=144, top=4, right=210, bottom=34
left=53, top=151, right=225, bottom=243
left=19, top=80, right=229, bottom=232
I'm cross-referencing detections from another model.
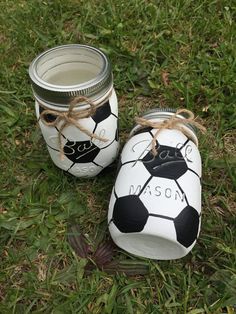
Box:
left=108, top=109, right=202, bottom=260
left=29, top=44, right=119, bottom=177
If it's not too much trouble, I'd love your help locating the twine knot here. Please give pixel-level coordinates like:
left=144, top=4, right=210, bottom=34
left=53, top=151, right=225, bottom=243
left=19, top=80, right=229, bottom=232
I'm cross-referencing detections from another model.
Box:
left=135, top=109, right=206, bottom=156
left=39, top=96, right=109, bottom=160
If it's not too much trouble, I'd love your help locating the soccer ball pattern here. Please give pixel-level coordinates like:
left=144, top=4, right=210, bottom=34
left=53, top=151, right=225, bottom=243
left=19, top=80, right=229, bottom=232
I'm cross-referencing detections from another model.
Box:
left=36, top=91, right=119, bottom=177
left=108, top=127, right=202, bottom=259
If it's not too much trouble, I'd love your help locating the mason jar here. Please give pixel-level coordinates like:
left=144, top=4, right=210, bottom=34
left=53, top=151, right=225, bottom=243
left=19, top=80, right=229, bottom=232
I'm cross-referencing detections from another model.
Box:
left=108, top=109, right=202, bottom=260
left=29, top=44, right=119, bottom=178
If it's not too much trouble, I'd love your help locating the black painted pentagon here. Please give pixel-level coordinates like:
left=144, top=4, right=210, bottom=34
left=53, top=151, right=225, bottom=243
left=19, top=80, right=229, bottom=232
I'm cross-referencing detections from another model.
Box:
left=63, top=140, right=100, bottom=163
left=39, top=106, right=57, bottom=123
left=115, top=122, right=119, bottom=141
left=142, top=144, right=188, bottom=179
left=174, top=205, right=199, bottom=248
left=113, top=195, right=148, bottom=233
left=92, top=101, right=111, bottom=123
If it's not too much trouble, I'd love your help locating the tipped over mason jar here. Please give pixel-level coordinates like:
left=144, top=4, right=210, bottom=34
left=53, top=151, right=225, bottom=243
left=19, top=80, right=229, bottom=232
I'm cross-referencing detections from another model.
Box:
left=29, top=44, right=119, bottom=178
left=108, top=108, right=204, bottom=260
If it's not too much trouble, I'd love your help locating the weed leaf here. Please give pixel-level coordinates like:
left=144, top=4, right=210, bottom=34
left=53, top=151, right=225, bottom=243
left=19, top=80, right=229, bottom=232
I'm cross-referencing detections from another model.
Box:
left=67, top=224, right=89, bottom=258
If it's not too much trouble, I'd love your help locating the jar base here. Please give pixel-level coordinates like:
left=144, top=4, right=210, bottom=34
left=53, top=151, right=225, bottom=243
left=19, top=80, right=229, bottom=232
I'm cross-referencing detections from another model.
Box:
left=110, top=229, right=190, bottom=260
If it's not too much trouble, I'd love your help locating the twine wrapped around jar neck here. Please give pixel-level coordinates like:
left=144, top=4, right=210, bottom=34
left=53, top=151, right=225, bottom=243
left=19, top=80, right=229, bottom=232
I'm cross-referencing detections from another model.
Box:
left=39, top=94, right=111, bottom=160
left=135, top=109, right=206, bottom=156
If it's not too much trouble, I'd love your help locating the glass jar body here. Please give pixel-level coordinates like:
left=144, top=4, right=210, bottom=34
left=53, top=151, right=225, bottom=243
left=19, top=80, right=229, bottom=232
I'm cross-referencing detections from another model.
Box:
left=36, top=88, right=119, bottom=177
left=29, top=44, right=119, bottom=177
left=108, top=110, right=201, bottom=259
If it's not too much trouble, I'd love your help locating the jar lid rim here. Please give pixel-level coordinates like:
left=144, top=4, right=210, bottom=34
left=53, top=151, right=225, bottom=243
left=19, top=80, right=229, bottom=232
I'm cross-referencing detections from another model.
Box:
left=131, top=108, right=198, bottom=139
left=29, top=44, right=112, bottom=105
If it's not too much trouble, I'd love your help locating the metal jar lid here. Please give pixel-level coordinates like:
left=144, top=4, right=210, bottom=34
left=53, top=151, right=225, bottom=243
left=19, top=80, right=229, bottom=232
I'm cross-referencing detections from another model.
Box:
left=131, top=107, right=198, bottom=139
left=29, top=44, right=112, bottom=106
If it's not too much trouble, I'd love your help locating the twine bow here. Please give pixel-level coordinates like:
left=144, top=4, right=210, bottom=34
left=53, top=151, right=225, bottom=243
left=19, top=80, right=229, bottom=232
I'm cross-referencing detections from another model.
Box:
left=135, top=109, right=206, bottom=156
left=39, top=96, right=109, bottom=160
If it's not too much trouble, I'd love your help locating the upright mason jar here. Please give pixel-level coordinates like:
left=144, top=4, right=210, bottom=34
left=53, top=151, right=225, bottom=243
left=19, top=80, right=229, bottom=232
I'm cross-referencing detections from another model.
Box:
left=29, top=44, right=119, bottom=178
left=108, top=109, right=202, bottom=260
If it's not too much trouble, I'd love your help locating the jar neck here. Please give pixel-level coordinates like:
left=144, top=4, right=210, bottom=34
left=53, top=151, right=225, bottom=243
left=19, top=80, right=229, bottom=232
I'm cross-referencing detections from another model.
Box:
left=131, top=109, right=199, bottom=145
left=34, top=86, right=113, bottom=112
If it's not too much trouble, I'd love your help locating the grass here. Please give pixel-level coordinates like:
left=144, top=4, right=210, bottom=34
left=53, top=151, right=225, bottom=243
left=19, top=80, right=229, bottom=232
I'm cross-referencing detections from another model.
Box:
left=0, top=0, right=235, bottom=313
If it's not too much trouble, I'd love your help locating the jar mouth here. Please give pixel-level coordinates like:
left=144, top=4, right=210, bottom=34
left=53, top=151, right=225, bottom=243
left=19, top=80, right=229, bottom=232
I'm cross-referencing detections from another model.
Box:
left=29, top=44, right=112, bottom=105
